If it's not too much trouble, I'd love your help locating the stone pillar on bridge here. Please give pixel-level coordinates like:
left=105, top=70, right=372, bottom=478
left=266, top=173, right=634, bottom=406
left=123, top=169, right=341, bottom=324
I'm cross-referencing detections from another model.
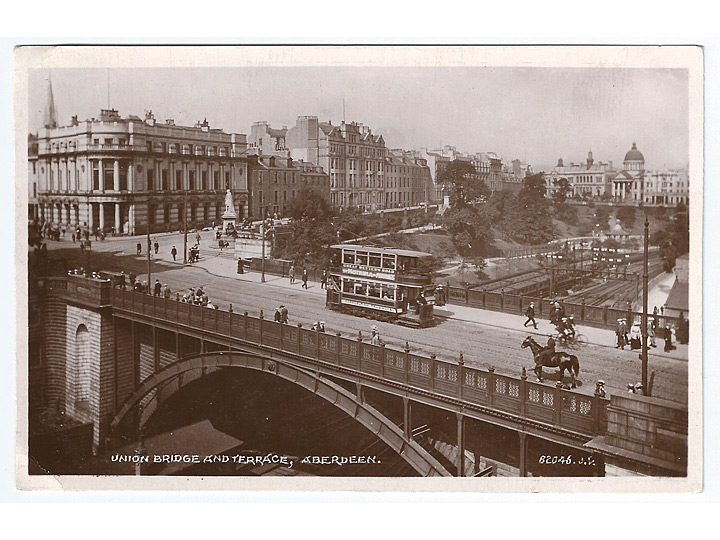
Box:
left=456, top=413, right=465, bottom=477
left=518, top=432, right=528, bottom=477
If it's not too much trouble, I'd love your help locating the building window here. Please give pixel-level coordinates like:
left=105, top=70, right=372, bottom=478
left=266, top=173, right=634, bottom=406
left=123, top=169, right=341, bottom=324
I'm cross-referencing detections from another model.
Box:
left=148, top=204, right=156, bottom=225
left=176, top=170, right=183, bottom=190
left=214, top=171, right=220, bottom=190
left=164, top=204, right=170, bottom=224
left=189, top=171, right=195, bottom=190
left=162, top=169, right=169, bottom=191
left=147, top=169, right=155, bottom=191
left=202, top=171, right=207, bottom=190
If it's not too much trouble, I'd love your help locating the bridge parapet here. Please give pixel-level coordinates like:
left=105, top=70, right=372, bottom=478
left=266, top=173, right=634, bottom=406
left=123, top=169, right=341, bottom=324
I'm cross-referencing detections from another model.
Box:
left=44, top=275, right=112, bottom=308
left=110, top=287, right=609, bottom=438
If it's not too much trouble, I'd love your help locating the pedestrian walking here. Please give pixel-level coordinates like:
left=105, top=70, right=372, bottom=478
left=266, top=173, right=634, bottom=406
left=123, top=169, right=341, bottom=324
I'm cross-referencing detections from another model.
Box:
left=72, top=232, right=76, bottom=243
left=524, top=302, right=538, bottom=329
left=649, top=318, right=657, bottom=347
left=154, top=279, right=161, bottom=297
left=274, top=307, right=282, bottom=322
left=302, top=268, right=308, bottom=289
left=616, top=319, right=627, bottom=350
left=171, top=245, right=177, bottom=261
left=320, top=269, right=327, bottom=289
left=196, top=232, right=202, bottom=245
left=663, top=326, right=675, bottom=353
left=136, top=242, right=142, bottom=255
left=154, top=240, right=159, bottom=254
left=119, top=272, right=127, bottom=290
left=289, top=264, right=295, bottom=284
left=280, top=305, right=288, bottom=324
left=594, top=380, right=607, bottom=398
left=163, top=284, right=171, bottom=298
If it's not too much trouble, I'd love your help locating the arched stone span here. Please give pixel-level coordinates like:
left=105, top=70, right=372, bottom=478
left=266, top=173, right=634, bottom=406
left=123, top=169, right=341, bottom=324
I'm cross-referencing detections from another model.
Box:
left=110, top=351, right=451, bottom=477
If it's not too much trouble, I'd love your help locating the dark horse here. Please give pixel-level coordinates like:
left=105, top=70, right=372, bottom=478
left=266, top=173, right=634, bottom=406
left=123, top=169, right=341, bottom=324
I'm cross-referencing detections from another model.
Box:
left=521, top=336, right=580, bottom=388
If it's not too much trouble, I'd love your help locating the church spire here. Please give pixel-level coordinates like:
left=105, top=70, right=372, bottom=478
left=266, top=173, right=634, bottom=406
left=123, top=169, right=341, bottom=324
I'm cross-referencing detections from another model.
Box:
left=43, top=74, right=58, bottom=129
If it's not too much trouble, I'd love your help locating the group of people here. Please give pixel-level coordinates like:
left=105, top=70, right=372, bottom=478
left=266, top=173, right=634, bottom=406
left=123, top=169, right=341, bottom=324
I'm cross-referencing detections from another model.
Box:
left=273, top=305, right=289, bottom=324
left=523, top=301, right=575, bottom=339
left=615, top=312, right=678, bottom=353
left=188, top=244, right=201, bottom=263
left=288, top=265, right=309, bottom=289
left=181, top=286, right=216, bottom=308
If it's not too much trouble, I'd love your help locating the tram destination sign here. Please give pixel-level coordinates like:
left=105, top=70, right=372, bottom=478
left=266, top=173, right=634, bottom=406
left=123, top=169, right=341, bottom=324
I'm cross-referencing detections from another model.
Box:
left=341, top=298, right=400, bottom=313
left=342, top=263, right=396, bottom=281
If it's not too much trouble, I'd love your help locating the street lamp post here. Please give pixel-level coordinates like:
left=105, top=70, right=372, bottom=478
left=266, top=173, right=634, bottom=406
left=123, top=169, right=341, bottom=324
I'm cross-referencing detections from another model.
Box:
left=146, top=201, right=152, bottom=285
left=261, top=220, right=266, bottom=283
left=641, top=216, right=650, bottom=395
left=183, top=189, right=188, bottom=264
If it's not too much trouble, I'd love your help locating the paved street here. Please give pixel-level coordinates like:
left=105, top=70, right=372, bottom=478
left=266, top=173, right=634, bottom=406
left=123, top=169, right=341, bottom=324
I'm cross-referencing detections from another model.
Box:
left=47, top=230, right=688, bottom=404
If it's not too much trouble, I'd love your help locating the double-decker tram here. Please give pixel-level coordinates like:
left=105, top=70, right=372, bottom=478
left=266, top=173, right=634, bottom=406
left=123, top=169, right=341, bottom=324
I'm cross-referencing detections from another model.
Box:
left=326, top=244, right=436, bottom=327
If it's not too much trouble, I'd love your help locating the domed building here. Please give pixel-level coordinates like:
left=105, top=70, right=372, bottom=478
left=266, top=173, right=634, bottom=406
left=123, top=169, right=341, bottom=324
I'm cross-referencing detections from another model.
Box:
left=623, top=142, right=645, bottom=171
left=612, top=142, right=645, bottom=201
left=612, top=142, right=688, bottom=206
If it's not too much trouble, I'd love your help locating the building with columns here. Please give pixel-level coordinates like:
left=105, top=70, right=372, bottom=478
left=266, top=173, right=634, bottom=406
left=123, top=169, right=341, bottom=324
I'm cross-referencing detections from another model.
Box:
left=32, top=109, right=249, bottom=235
left=546, top=151, right=615, bottom=199
left=611, top=142, right=689, bottom=206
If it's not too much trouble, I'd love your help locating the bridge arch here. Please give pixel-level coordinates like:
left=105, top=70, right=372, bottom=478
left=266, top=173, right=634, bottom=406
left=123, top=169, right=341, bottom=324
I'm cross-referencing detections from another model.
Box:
left=110, top=351, right=451, bottom=477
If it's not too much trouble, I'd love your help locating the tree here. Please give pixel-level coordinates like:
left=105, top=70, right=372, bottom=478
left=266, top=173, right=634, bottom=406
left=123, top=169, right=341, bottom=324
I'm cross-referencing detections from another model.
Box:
left=284, top=187, right=335, bottom=222
left=276, top=189, right=337, bottom=266
left=552, top=177, right=572, bottom=208
left=441, top=205, right=493, bottom=256
left=616, top=205, right=637, bottom=229
left=437, top=160, right=490, bottom=208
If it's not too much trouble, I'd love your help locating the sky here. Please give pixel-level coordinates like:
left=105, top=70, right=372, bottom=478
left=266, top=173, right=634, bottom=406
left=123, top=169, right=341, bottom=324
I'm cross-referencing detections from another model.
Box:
left=28, top=65, right=689, bottom=172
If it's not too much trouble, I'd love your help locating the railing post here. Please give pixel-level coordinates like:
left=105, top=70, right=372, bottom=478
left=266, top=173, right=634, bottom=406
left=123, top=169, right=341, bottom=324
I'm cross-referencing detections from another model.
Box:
left=581, top=298, right=586, bottom=322
left=315, top=327, right=320, bottom=359
left=379, top=343, right=386, bottom=379
left=164, top=296, right=168, bottom=320
left=482, top=289, right=486, bottom=308
left=500, top=288, right=505, bottom=311
left=357, top=331, right=363, bottom=367
left=603, top=305, right=608, bottom=326
left=593, top=395, right=602, bottom=435
left=519, top=295, right=525, bottom=314
left=488, top=366, right=495, bottom=408
left=464, top=288, right=468, bottom=305
left=259, top=310, right=264, bottom=345
left=244, top=311, right=249, bottom=341
left=335, top=332, right=341, bottom=365
left=279, top=321, right=284, bottom=351
left=554, top=385, right=562, bottom=426
left=429, top=354, right=436, bottom=392
left=458, top=353, right=464, bottom=400
left=297, top=324, right=303, bottom=355
left=404, top=341, right=410, bottom=385
left=175, top=293, right=179, bottom=321
left=519, top=367, right=527, bottom=416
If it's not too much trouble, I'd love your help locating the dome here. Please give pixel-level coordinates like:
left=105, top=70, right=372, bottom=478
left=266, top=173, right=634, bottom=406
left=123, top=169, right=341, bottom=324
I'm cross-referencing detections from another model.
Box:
left=624, top=142, right=644, bottom=162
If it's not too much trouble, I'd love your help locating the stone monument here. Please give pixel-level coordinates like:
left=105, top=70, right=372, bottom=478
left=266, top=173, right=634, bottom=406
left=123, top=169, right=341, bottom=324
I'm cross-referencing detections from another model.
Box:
left=221, top=189, right=238, bottom=232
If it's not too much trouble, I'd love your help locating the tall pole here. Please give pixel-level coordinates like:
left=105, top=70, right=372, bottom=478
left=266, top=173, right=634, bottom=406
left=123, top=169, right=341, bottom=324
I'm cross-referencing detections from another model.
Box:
left=641, top=216, right=649, bottom=395
left=146, top=202, right=152, bottom=286
left=183, top=189, right=188, bottom=264
left=261, top=220, right=266, bottom=283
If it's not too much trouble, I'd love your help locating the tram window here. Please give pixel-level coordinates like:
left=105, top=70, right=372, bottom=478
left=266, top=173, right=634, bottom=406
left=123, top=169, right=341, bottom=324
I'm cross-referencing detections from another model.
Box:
left=343, top=280, right=353, bottom=293
left=356, top=252, right=368, bottom=265
left=369, top=254, right=381, bottom=268
left=382, top=255, right=396, bottom=269
left=369, top=285, right=381, bottom=298
left=343, top=251, right=355, bottom=264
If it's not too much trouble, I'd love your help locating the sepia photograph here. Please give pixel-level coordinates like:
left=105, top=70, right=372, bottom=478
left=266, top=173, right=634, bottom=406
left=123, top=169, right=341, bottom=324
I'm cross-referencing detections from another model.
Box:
left=14, top=45, right=703, bottom=491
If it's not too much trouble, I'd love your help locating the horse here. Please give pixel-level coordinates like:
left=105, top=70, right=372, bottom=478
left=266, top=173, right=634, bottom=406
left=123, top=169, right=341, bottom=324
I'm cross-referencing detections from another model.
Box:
left=521, top=336, right=580, bottom=388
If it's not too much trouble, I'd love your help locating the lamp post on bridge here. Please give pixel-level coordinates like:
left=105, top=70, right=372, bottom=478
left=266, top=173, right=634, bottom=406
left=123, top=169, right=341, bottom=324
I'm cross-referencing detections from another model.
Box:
left=641, top=216, right=650, bottom=395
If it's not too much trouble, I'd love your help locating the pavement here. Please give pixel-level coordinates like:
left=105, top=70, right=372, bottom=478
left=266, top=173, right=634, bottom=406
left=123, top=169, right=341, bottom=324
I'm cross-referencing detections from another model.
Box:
left=64, top=230, right=689, bottom=363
